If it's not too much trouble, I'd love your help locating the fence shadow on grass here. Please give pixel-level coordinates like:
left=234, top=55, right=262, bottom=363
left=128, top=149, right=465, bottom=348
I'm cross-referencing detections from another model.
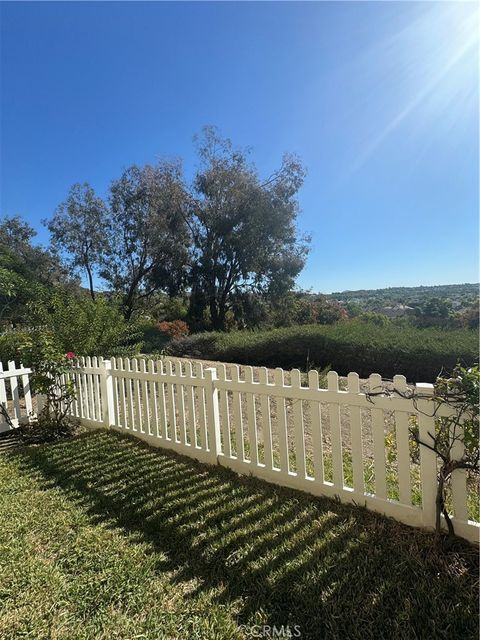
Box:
left=11, top=429, right=479, bottom=640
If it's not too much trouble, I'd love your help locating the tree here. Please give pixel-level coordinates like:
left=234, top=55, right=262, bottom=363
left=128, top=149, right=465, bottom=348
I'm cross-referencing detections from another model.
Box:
left=28, top=290, right=143, bottom=356
left=412, top=365, right=479, bottom=540
left=47, top=183, right=109, bottom=300
left=0, top=215, right=69, bottom=287
left=103, top=162, right=190, bottom=319
left=187, top=127, right=309, bottom=331
left=0, top=216, right=71, bottom=325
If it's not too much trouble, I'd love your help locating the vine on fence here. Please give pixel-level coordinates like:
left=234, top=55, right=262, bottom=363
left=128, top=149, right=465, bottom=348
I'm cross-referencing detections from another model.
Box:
left=367, top=364, right=479, bottom=540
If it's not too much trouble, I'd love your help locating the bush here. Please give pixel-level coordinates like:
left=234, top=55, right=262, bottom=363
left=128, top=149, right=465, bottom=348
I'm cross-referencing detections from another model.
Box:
left=158, top=320, right=189, bottom=339
left=0, top=329, right=30, bottom=364
left=28, top=292, right=143, bottom=357
left=16, top=329, right=79, bottom=442
left=168, top=320, right=478, bottom=382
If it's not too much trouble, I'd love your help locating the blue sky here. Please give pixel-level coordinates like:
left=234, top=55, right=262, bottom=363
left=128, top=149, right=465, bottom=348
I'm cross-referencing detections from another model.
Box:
left=1, top=1, right=478, bottom=293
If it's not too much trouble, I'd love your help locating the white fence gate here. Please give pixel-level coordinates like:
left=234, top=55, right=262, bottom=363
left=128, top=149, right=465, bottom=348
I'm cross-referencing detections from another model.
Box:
left=1, top=356, right=478, bottom=543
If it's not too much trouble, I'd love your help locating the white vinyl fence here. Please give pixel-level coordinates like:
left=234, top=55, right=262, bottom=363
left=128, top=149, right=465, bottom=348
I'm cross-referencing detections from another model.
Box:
left=0, top=361, right=35, bottom=432
left=1, top=357, right=478, bottom=543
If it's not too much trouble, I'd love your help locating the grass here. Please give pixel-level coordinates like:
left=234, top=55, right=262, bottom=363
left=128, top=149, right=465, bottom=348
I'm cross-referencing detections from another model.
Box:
left=168, top=320, right=478, bottom=381
left=0, top=430, right=478, bottom=640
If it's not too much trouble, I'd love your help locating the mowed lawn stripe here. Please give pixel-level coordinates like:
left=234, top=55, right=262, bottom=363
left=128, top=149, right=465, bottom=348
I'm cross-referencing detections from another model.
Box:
left=0, top=430, right=478, bottom=640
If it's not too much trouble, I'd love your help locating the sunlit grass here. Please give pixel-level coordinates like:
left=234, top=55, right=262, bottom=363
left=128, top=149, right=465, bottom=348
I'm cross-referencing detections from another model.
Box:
left=0, top=430, right=477, bottom=640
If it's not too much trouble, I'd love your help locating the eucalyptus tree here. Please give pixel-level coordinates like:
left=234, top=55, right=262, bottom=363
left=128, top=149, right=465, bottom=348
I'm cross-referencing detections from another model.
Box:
left=187, top=127, right=309, bottom=331
left=103, top=161, right=190, bottom=319
left=47, top=184, right=109, bottom=300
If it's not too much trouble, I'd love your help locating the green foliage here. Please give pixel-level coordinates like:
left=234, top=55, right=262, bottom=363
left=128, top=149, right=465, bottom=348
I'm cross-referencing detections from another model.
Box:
left=168, top=320, right=478, bottom=382
left=17, top=330, right=78, bottom=440
left=434, top=364, right=479, bottom=461
left=105, top=162, right=190, bottom=319
left=411, top=364, right=480, bottom=539
left=187, top=127, right=309, bottom=331
left=0, top=216, right=70, bottom=288
left=0, top=329, right=30, bottom=364
left=47, top=183, right=110, bottom=300
left=358, top=311, right=390, bottom=326
left=28, top=292, right=143, bottom=357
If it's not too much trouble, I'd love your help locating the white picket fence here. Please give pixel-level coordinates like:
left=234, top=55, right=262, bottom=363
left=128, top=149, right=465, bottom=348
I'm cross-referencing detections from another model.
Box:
left=0, top=361, right=34, bottom=432
left=1, top=357, right=479, bottom=543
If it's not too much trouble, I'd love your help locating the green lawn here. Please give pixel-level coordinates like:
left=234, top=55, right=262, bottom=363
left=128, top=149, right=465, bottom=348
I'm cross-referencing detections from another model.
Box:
left=0, top=430, right=478, bottom=640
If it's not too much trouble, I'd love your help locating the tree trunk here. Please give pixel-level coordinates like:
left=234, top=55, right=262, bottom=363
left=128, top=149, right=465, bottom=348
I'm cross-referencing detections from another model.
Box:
left=209, top=293, right=227, bottom=331
left=86, top=263, right=96, bottom=301
left=435, top=466, right=455, bottom=540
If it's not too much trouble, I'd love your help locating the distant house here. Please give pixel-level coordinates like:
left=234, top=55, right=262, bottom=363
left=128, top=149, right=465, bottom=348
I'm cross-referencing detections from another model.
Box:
left=378, top=304, right=415, bottom=319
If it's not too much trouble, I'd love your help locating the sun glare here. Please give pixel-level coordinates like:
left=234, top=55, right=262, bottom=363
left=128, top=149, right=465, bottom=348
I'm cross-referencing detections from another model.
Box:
left=350, top=2, right=479, bottom=173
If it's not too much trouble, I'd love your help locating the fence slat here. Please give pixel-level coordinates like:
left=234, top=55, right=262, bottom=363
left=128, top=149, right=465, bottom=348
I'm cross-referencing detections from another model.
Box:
left=0, top=364, right=7, bottom=427
left=86, top=357, right=96, bottom=421
left=177, top=360, right=188, bottom=445
left=348, top=372, right=364, bottom=494
left=369, top=373, right=387, bottom=500
left=259, top=367, right=273, bottom=470
left=204, top=367, right=221, bottom=461
left=125, top=358, right=135, bottom=431
left=184, top=361, right=196, bottom=446
left=93, top=357, right=102, bottom=421
left=196, top=362, right=207, bottom=449
left=274, top=368, right=289, bottom=473
left=328, top=371, right=343, bottom=488
left=118, top=359, right=128, bottom=429
left=416, top=382, right=437, bottom=529
left=231, top=365, right=244, bottom=461
left=450, top=423, right=468, bottom=522
left=308, top=370, right=324, bottom=483
left=156, top=359, right=167, bottom=439
left=140, top=359, right=151, bottom=436
left=109, top=359, right=119, bottom=427
left=133, top=359, right=143, bottom=432
left=245, top=367, right=258, bottom=466
left=80, top=357, right=89, bottom=420
left=393, top=375, right=412, bottom=505
left=166, top=360, right=177, bottom=441
left=218, top=364, right=231, bottom=458
left=148, top=360, right=158, bottom=438
left=21, top=367, right=33, bottom=417
left=8, top=361, right=21, bottom=421
left=291, top=369, right=306, bottom=479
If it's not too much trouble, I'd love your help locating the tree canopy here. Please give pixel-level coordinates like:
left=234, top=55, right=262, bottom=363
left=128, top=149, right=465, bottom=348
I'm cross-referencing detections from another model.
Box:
left=186, top=127, right=309, bottom=330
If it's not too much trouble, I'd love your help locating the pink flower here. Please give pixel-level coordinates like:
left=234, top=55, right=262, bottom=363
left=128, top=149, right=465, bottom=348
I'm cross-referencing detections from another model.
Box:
left=66, top=352, right=76, bottom=360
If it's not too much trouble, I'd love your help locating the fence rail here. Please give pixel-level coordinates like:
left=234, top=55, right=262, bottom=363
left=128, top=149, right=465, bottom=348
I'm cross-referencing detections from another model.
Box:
left=2, top=356, right=479, bottom=543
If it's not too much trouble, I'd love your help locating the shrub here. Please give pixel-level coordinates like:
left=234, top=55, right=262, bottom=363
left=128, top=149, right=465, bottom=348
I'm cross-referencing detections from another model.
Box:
left=28, top=291, right=143, bottom=357
left=16, top=329, right=79, bottom=441
left=168, top=320, right=478, bottom=382
left=158, top=320, right=189, bottom=339
left=0, top=329, right=30, bottom=364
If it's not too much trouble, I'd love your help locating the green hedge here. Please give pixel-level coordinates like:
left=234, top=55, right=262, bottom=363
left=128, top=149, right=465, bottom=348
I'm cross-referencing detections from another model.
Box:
left=168, top=320, right=479, bottom=382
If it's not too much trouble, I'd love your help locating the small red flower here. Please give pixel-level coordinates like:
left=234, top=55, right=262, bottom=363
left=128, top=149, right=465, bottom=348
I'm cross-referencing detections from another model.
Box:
left=66, top=352, right=76, bottom=360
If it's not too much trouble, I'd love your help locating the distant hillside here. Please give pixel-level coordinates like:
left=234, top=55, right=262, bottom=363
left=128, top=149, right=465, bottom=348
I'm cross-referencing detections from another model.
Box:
left=327, top=283, right=478, bottom=301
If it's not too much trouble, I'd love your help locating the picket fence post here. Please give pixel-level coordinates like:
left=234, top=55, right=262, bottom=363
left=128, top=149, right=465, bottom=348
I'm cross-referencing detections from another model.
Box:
left=203, top=367, right=221, bottom=464
left=99, top=358, right=115, bottom=428
left=416, top=382, right=437, bottom=530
